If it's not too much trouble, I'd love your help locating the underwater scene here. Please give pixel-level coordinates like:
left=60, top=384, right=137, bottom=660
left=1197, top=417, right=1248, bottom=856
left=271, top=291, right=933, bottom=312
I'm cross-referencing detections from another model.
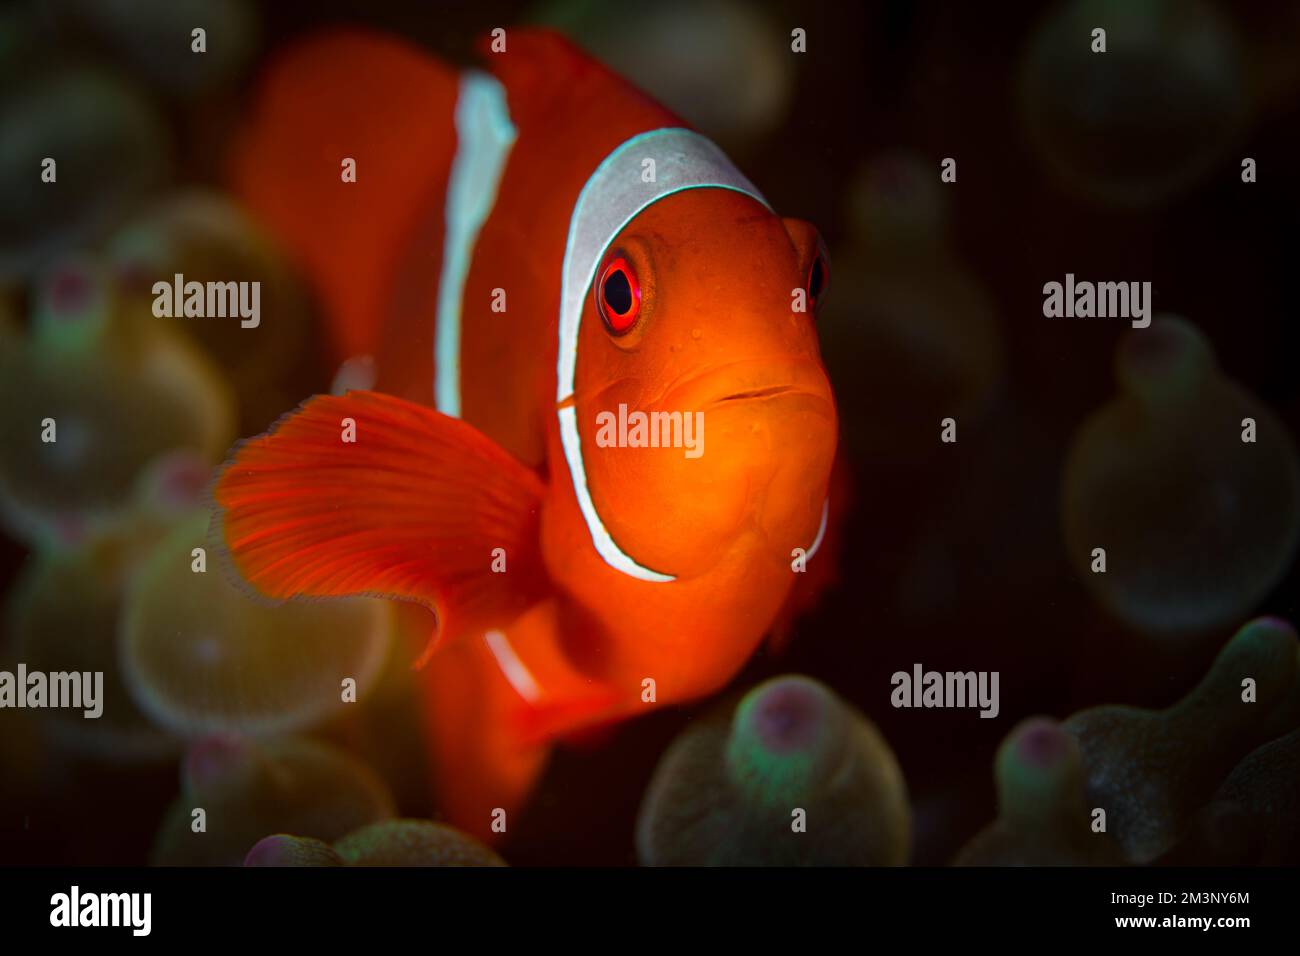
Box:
left=1, top=0, right=1298, bottom=875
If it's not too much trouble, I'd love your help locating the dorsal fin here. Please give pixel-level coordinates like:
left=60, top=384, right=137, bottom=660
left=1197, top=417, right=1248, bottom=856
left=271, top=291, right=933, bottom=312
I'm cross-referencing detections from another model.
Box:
left=480, top=29, right=675, bottom=127
left=228, top=30, right=459, bottom=361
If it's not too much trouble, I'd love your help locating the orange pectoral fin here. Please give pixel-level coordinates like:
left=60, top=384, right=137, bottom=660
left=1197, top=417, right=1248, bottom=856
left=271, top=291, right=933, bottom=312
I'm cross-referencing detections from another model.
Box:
left=211, top=390, right=550, bottom=652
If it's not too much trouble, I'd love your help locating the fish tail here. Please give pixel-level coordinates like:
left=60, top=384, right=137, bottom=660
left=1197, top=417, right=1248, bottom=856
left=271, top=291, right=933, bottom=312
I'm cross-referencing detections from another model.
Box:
left=228, top=29, right=459, bottom=361
left=419, top=601, right=620, bottom=841
left=418, top=637, right=552, bottom=843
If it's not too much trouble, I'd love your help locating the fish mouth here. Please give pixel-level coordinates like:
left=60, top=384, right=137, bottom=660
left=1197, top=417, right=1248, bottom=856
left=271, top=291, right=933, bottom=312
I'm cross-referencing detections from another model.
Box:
left=660, top=358, right=834, bottom=415
left=715, top=384, right=797, bottom=404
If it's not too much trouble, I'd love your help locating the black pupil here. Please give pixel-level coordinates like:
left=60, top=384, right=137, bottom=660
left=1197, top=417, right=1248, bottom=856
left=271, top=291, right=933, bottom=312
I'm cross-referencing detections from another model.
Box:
left=604, top=268, right=633, bottom=315
left=808, top=257, right=825, bottom=300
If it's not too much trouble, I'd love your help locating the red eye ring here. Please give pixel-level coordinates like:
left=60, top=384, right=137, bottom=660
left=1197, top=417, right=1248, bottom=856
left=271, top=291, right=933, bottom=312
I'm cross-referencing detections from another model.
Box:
left=596, top=254, right=640, bottom=335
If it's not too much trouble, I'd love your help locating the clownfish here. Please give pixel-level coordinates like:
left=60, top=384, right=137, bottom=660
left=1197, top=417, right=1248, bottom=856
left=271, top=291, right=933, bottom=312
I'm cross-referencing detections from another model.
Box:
left=214, top=28, right=840, bottom=838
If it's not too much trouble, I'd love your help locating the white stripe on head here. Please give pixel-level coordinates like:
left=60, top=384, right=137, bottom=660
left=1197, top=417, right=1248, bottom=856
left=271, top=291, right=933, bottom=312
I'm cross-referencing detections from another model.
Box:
left=559, top=404, right=673, bottom=582
left=434, top=71, right=517, bottom=417
left=555, top=128, right=770, bottom=582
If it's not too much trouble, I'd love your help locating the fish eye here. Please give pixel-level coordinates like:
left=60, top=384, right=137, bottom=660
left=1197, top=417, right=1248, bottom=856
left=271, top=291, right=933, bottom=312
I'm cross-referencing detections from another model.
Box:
left=596, top=254, right=640, bottom=335
left=806, top=253, right=829, bottom=316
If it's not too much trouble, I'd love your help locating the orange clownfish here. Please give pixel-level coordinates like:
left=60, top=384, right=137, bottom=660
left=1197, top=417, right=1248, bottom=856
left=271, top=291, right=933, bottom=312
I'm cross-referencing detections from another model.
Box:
left=214, top=28, right=839, bottom=838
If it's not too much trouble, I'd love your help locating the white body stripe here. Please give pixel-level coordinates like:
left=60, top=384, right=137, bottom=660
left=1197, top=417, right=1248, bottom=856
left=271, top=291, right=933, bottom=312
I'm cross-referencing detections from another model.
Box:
left=806, top=498, right=830, bottom=562
left=484, top=630, right=541, bottom=702
left=555, top=128, right=770, bottom=582
left=434, top=71, right=517, bottom=417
